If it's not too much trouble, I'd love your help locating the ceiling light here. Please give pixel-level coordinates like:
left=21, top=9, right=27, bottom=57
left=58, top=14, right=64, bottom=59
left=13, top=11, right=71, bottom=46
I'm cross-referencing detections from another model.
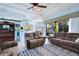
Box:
left=32, top=6, right=42, bottom=12
left=32, top=6, right=38, bottom=10
left=36, top=8, right=42, bottom=12
left=33, top=6, right=38, bottom=9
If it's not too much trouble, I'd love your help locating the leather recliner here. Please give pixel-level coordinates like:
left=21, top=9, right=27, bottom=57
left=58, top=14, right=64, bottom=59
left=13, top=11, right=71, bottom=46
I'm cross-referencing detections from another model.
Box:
left=26, top=31, right=45, bottom=49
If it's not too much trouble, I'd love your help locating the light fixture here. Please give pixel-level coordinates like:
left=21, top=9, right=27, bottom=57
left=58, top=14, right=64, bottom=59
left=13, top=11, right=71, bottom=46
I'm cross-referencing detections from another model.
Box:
left=36, top=8, right=42, bottom=12
left=32, top=6, right=42, bottom=12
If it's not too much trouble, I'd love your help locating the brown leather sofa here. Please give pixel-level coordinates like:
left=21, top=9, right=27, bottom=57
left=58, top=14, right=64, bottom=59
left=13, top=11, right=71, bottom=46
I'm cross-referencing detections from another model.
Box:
left=0, top=40, right=18, bottom=50
left=50, top=33, right=79, bottom=54
left=26, top=31, right=45, bottom=49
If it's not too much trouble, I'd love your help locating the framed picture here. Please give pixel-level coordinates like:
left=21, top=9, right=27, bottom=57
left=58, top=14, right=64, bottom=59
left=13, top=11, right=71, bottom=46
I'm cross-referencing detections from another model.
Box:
left=23, top=25, right=32, bottom=31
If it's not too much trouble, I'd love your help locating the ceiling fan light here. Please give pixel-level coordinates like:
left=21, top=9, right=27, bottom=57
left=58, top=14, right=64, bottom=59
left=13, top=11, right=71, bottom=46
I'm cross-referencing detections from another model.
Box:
left=33, top=6, right=38, bottom=9
left=32, top=6, right=37, bottom=11
left=36, top=8, right=42, bottom=12
left=32, top=6, right=42, bottom=12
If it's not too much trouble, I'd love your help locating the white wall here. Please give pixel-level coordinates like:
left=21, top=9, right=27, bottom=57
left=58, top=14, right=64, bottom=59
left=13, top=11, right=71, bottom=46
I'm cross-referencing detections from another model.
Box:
left=33, top=22, right=46, bottom=36
left=69, top=17, right=79, bottom=33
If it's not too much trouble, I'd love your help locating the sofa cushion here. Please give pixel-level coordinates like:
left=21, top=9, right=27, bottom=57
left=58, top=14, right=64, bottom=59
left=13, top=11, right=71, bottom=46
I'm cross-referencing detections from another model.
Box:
left=37, top=39, right=44, bottom=43
left=54, top=33, right=66, bottom=40
left=34, top=33, right=39, bottom=39
left=51, top=38, right=79, bottom=50
left=65, top=33, right=79, bottom=42
left=37, top=39, right=44, bottom=46
left=1, top=41, right=17, bottom=50
left=34, top=31, right=42, bottom=39
left=63, top=40, right=79, bottom=49
left=27, top=33, right=34, bottom=40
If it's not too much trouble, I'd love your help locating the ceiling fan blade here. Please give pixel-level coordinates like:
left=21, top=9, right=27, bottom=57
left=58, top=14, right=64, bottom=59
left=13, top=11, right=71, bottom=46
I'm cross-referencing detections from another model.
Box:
left=38, top=5, right=47, bottom=8
left=30, top=3, right=38, bottom=6
left=27, top=7, right=33, bottom=10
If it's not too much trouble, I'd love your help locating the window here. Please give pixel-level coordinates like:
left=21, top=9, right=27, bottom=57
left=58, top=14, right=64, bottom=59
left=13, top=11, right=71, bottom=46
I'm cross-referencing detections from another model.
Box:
left=3, top=25, right=10, bottom=29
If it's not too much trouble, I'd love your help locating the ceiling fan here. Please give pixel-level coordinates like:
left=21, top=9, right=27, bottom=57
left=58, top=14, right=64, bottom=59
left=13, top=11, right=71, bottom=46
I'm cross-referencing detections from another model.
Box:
left=27, top=3, right=47, bottom=11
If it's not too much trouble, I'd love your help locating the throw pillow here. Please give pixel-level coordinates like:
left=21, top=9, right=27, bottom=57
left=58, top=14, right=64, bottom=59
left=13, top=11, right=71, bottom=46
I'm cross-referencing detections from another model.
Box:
left=75, top=38, right=79, bottom=44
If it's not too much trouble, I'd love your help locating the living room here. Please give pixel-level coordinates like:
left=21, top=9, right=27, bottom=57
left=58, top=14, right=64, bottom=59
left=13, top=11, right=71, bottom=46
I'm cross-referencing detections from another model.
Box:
left=0, top=3, right=79, bottom=56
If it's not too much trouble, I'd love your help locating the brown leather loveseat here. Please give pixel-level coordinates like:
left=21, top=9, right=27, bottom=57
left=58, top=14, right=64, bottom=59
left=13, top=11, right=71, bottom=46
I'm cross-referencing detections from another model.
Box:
left=0, top=40, right=17, bottom=50
left=25, top=31, right=45, bottom=49
left=50, top=33, right=79, bottom=54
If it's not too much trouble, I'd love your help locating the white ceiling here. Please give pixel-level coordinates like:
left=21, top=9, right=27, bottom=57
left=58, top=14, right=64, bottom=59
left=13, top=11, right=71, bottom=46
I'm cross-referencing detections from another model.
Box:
left=0, top=3, right=79, bottom=22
